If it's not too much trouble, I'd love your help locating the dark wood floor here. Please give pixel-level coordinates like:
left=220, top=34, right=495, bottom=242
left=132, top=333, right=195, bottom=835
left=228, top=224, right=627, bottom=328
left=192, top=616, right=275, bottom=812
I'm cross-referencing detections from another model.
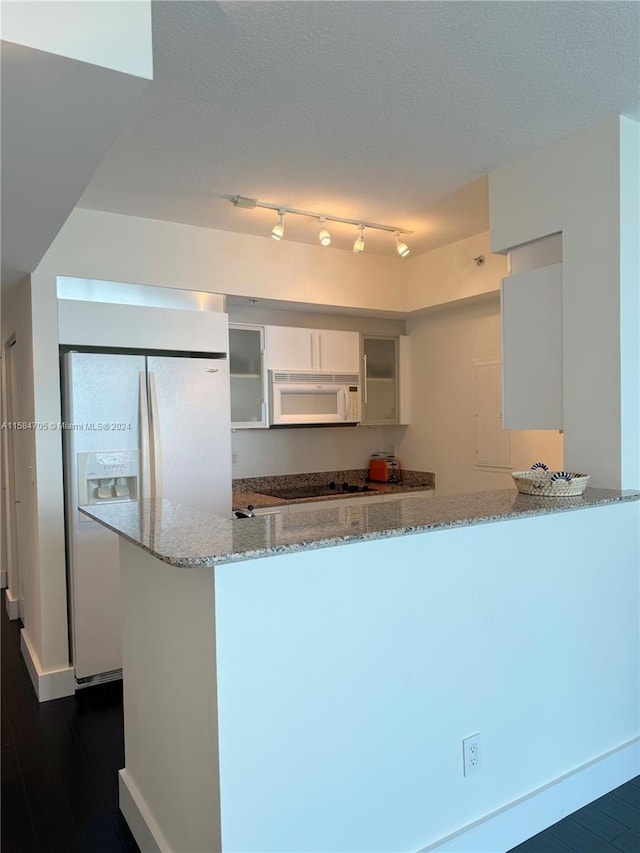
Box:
left=1, top=602, right=139, bottom=853
left=507, top=778, right=640, bottom=853
left=2, top=598, right=639, bottom=853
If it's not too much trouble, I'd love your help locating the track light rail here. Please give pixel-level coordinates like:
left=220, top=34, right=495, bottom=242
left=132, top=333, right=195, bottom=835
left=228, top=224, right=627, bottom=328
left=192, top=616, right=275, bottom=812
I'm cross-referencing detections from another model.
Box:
left=231, top=196, right=413, bottom=235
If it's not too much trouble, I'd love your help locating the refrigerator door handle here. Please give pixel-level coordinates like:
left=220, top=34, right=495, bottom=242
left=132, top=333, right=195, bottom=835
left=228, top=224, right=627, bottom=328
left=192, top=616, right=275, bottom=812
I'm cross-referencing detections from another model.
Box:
left=139, top=372, right=152, bottom=499
left=148, top=371, right=163, bottom=499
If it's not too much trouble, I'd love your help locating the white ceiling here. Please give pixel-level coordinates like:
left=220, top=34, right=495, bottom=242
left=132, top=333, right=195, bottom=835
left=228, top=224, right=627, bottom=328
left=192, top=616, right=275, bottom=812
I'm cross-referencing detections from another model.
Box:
left=77, top=0, right=640, bottom=258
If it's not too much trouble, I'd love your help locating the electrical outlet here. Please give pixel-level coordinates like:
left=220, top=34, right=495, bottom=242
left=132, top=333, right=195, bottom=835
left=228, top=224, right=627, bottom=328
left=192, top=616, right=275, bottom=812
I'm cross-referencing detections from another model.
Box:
left=463, top=734, right=481, bottom=776
left=232, top=454, right=238, bottom=465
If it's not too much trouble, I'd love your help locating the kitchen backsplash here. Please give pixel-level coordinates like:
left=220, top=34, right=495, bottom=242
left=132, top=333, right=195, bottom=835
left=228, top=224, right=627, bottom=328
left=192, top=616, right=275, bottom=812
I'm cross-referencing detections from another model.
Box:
left=231, top=425, right=406, bottom=479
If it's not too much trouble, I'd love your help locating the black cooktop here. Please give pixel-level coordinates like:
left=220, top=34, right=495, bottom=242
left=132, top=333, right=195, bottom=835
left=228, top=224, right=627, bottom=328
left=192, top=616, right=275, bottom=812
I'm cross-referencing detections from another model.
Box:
left=262, top=481, right=381, bottom=500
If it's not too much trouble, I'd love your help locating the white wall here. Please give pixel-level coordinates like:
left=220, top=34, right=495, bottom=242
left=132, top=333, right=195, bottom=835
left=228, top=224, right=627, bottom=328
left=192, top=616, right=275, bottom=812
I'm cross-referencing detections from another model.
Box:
left=43, top=208, right=408, bottom=314
left=405, top=231, right=505, bottom=312
left=232, top=425, right=405, bottom=479
left=119, top=541, right=222, bottom=853
left=0, top=280, right=54, bottom=664
left=214, top=501, right=639, bottom=851
left=400, top=300, right=563, bottom=496
left=490, top=116, right=640, bottom=489
left=0, top=0, right=153, bottom=79
left=40, top=220, right=513, bottom=359
left=619, top=118, right=640, bottom=494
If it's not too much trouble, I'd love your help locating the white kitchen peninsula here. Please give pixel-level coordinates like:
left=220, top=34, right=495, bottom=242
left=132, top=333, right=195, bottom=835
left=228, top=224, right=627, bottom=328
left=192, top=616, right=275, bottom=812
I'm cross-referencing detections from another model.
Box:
left=82, top=489, right=640, bottom=853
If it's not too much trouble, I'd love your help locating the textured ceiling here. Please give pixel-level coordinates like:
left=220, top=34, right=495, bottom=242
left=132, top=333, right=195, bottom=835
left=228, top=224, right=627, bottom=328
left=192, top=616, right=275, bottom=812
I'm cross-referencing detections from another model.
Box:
left=78, top=1, right=640, bottom=257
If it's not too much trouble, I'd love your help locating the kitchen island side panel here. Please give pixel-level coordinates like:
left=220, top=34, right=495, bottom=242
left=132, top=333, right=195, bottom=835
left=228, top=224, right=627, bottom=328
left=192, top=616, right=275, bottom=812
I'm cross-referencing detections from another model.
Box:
left=213, top=502, right=640, bottom=852
left=118, top=539, right=222, bottom=853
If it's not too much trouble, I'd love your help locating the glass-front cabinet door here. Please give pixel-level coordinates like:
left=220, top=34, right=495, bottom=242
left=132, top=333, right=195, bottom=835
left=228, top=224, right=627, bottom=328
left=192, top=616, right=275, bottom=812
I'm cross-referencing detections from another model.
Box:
left=361, top=336, right=399, bottom=424
left=229, top=324, right=268, bottom=428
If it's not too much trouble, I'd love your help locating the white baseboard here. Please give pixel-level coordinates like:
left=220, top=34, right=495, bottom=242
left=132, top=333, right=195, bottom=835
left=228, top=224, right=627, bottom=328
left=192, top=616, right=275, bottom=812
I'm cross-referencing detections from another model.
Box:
left=120, top=740, right=639, bottom=853
left=5, top=588, right=20, bottom=620
left=20, top=628, right=75, bottom=702
left=1, top=570, right=7, bottom=589
left=420, top=737, right=640, bottom=852
left=119, top=769, right=171, bottom=853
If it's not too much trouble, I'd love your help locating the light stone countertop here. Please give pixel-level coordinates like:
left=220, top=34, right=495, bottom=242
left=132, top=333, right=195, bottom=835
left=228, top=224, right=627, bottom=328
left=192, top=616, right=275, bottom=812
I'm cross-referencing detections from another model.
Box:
left=80, top=487, right=640, bottom=569
left=232, top=482, right=433, bottom=511
left=232, top=468, right=435, bottom=510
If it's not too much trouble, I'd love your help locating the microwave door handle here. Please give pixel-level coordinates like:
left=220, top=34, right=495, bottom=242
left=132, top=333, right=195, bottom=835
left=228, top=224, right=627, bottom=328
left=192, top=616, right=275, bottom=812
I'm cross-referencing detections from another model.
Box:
left=363, top=354, right=368, bottom=404
left=339, top=387, right=348, bottom=419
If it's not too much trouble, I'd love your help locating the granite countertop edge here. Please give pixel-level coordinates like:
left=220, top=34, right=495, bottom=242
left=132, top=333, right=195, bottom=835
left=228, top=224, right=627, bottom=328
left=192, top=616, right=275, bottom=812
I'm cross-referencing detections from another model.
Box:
left=80, top=488, right=640, bottom=569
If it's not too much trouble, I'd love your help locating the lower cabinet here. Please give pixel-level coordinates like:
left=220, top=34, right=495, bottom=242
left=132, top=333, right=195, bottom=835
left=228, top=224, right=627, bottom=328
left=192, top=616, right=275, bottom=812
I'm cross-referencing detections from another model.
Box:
left=282, top=490, right=432, bottom=514
left=285, top=492, right=386, bottom=513
left=237, top=493, right=434, bottom=548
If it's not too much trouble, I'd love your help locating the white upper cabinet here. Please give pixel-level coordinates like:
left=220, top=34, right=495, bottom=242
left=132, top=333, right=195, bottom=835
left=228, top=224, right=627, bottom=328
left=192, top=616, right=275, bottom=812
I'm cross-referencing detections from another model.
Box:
left=266, top=326, right=315, bottom=370
left=316, top=330, right=360, bottom=372
left=266, top=326, right=360, bottom=373
left=501, top=263, right=563, bottom=430
left=361, top=335, right=410, bottom=425
left=229, top=324, right=268, bottom=428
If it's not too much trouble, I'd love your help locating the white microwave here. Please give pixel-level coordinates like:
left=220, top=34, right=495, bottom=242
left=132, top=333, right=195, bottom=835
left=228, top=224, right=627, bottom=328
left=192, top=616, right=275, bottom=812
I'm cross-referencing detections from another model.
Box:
left=269, top=371, right=361, bottom=426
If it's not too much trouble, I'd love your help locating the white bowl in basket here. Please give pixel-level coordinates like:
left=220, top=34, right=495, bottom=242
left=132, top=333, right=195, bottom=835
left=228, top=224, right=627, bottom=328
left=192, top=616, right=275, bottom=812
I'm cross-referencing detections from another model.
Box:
left=511, top=470, right=590, bottom=497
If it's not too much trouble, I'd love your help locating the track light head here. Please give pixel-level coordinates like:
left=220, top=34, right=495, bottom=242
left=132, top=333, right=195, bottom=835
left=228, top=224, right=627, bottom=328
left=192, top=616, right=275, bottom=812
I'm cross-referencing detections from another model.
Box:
left=318, top=218, right=331, bottom=247
left=230, top=195, right=413, bottom=256
left=395, top=233, right=410, bottom=258
left=271, top=210, right=285, bottom=241
left=353, top=225, right=365, bottom=254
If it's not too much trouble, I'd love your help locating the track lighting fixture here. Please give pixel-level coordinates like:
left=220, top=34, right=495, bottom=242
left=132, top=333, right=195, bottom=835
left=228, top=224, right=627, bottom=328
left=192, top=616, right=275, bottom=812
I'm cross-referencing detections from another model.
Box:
left=231, top=195, right=412, bottom=257
left=353, top=225, right=365, bottom=254
left=271, top=210, right=285, bottom=241
left=318, top=218, right=331, bottom=247
left=395, top=233, right=410, bottom=258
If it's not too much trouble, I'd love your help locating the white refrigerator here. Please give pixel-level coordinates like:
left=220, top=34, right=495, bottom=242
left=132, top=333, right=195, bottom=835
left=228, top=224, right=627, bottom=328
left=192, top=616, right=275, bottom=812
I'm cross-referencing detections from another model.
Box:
left=64, top=351, right=232, bottom=685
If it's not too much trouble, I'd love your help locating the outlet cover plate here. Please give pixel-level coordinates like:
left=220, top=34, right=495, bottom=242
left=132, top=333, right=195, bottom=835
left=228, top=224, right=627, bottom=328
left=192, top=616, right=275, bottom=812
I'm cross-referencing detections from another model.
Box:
left=463, top=733, right=481, bottom=776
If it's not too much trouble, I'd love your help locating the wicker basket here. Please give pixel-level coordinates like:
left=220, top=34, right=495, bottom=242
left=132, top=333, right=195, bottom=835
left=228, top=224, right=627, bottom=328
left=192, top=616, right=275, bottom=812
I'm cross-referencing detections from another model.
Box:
left=511, top=468, right=590, bottom=497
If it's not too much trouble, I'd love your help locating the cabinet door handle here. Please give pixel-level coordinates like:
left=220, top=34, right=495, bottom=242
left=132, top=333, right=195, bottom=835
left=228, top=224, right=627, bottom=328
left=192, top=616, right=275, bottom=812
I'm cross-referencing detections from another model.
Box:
left=363, top=354, right=368, bottom=404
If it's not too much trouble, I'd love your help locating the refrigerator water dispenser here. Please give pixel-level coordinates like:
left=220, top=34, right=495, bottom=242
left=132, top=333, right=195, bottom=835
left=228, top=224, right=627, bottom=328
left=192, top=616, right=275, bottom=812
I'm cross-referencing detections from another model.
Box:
left=77, top=450, right=138, bottom=505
